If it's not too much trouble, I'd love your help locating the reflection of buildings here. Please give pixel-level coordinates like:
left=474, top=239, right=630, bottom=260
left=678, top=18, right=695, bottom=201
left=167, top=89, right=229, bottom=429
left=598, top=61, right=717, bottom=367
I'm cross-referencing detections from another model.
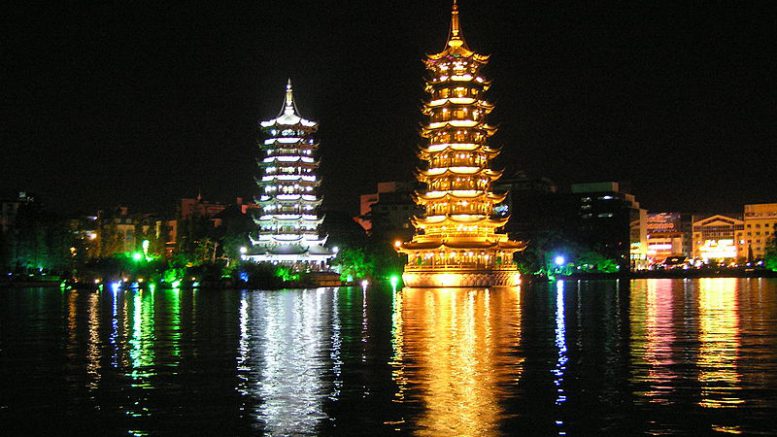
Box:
left=630, top=280, right=678, bottom=403
left=391, top=287, right=522, bottom=436
left=237, top=290, right=333, bottom=435
left=697, top=278, right=742, bottom=409
left=691, top=214, right=744, bottom=262
left=397, top=2, right=524, bottom=287
left=743, top=203, right=777, bottom=260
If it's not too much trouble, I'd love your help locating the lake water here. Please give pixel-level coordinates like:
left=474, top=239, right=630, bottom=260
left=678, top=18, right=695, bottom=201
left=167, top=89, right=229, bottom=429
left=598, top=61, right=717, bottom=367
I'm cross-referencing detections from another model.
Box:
left=1, top=279, right=776, bottom=436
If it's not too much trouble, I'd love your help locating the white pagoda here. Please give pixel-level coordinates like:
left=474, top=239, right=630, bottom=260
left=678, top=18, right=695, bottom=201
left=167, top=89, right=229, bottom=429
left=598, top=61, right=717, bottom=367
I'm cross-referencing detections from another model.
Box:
left=244, top=79, right=334, bottom=268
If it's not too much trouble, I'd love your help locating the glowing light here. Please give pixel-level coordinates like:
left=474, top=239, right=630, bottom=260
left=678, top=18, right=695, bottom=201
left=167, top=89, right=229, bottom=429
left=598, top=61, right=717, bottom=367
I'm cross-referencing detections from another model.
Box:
left=390, top=275, right=400, bottom=289
left=394, top=240, right=402, bottom=249
left=361, top=279, right=369, bottom=289
left=132, top=252, right=143, bottom=262
left=171, top=280, right=181, bottom=289
left=141, top=239, right=150, bottom=256
left=554, top=256, right=566, bottom=266
left=437, top=273, right=459, bottom=287
left=240, top=246, right=248, bottom=254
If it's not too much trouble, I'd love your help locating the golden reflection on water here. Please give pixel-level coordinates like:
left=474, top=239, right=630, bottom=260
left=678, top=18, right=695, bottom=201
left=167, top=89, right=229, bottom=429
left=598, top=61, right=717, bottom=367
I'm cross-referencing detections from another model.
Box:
left=392, top=287, right=522, bottom=436
left=86, top=292, right=101, bottom=390
left=697, top=278, right=742, bottom=409
left=630, top=280, right=678, bottom=403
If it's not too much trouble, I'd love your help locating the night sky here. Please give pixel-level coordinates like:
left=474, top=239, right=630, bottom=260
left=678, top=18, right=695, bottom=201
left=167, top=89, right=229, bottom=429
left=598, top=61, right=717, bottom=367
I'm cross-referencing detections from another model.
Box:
left=3, top=1, right=776, bottom=216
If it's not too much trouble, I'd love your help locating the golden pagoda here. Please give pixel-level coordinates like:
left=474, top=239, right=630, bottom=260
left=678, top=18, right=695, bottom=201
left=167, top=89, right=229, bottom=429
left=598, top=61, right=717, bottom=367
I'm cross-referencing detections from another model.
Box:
left=398, top=0, right=525, bottom=288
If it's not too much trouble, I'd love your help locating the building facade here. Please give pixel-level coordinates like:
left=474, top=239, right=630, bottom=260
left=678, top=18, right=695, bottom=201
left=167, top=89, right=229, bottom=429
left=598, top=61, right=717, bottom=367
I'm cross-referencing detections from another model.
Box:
left=743, top=203, right=777, bottom=260
left=646, top=212, right=692, bottom=263
left=355, top=181, right=418, bottom=241
left=397, top=1, right=524, bottom=287
left=570, top=182, right=648, bottom=270
left=691, top=214, right=744, bottom=262
left=245, top=80, right=334, bottom=268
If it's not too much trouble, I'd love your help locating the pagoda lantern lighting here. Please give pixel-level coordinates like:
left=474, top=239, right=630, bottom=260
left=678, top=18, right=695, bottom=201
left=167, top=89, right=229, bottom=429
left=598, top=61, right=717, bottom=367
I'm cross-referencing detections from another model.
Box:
left=397, top=0, right=525, bottom=288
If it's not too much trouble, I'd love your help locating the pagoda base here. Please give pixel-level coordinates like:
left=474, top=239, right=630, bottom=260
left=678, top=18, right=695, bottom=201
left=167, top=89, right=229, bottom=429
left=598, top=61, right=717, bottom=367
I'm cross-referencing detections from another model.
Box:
left=402, top=269, right=521, bottom=288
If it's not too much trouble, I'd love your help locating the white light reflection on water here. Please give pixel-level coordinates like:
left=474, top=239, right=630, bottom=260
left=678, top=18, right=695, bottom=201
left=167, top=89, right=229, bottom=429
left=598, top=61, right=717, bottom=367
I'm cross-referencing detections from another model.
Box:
left=238, top=290, right=333, bottom=436
left=553, top=280, right=568, bottom=436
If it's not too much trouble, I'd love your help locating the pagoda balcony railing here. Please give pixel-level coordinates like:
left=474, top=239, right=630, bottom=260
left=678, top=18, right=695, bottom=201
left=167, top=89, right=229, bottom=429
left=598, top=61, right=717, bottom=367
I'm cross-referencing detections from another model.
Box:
left=431, top=133, right=486, bottom=144
left=427, top=182, right=487, bottom=191
left=427, top=158, right=485, bottom=168
left=404, top=262, right=517, bottom=272
left=418, top=233, right=500, bottom=241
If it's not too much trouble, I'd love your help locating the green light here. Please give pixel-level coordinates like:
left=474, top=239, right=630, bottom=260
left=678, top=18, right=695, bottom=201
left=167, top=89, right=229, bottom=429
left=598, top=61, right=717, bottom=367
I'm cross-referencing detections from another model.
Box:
left=390, top=275, right=399, bottom=289
left=132, top=252, right=143, bottom=262
left=171, top=280, right=181, bottom=289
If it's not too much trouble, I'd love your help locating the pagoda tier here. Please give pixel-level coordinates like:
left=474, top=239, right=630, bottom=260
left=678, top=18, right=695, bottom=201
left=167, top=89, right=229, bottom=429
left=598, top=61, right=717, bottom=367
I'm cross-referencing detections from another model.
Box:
left=245, top=79, right=334, bottom=267
left=398, top=0, right=525, bottom=288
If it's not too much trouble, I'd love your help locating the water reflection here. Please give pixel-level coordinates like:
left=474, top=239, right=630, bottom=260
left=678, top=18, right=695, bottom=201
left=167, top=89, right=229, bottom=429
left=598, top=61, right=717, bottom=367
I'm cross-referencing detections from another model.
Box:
left=237, top=289, right=332, bottom=435
left=4, top=280, right=777, bottom=436
left=697, top=278, right=742, bottom=409
left=553, top=281, right=568, bottom=435
left=391, top=287, right=522, bottom=436
left=630, top=280, right=678, bottom=404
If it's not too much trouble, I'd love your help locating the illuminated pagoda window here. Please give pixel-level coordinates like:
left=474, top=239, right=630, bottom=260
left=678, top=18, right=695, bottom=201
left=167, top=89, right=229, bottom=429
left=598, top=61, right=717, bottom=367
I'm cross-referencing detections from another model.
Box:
left=243, top=79, right=334, bottom=269
left=397, top=0, right=525, bottom=288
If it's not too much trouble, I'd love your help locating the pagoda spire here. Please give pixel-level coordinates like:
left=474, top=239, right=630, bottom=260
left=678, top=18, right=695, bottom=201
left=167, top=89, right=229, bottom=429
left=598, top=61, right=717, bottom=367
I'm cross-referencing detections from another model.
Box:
left=447, top=0, right=467, bottom=49
left=282, top=78, right=298, bottom=116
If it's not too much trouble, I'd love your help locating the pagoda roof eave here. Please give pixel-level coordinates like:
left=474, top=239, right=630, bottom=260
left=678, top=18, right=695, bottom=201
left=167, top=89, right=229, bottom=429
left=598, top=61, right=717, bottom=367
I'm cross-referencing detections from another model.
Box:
left=414, top=191, right=507, bottom=204
left=416, top=167, right=502, bottom=181
left=422, top=99, right=494, bottom=112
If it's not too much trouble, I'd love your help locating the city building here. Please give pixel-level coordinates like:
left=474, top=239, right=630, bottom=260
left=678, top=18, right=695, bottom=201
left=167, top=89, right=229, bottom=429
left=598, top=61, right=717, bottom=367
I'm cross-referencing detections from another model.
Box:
left=245, top=80, right=334, bottom=269
left=691, top=214, right=744, bottom=262
left=1, top=192, right=36, bottom=233
left=646, top=212, right=692, bottom=263
left=355, top=181, right=418, bottom=241
left=95, top=207, right=166, bottom=258
left=397, top=2, right=525, bottom=287
left=570, top=182, right=647, bottom=270
left=493, top=171, right=560, bottom=242
left=743, top=203, right=777, bottom=260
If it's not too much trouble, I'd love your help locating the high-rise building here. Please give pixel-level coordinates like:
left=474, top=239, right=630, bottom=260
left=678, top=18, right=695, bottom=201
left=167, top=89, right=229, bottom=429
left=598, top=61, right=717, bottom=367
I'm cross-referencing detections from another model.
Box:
left=397, top=1, right=524, bottom=287
left=245, top=80, right=334, bottom=269
left=743, top=203, right=777, bottom=260
left=570, top=182, right=647, bottom=270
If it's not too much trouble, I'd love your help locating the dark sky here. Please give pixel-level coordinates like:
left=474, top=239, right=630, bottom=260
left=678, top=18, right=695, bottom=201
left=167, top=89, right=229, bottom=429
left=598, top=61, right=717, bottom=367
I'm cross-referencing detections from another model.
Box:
left=3, top=1, right=776, bottom=216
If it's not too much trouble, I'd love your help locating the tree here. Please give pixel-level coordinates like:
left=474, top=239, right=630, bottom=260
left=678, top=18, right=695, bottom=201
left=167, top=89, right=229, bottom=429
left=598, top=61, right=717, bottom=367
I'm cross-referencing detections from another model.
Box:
left=331, top=247, right=375, bottom=281
left=766, top=236, right=777, bottom=272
